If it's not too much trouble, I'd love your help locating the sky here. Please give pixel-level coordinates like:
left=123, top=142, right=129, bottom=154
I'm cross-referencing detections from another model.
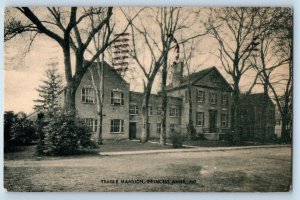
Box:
left=4, top=7, right=290, bottom=114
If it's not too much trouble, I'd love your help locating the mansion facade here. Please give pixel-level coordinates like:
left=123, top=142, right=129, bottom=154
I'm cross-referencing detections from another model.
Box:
left=57, top=62, right=275, bottom=141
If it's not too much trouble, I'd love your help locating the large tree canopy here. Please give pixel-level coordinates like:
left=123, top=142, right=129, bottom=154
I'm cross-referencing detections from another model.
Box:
left=5, top=7, right=139, bottom=111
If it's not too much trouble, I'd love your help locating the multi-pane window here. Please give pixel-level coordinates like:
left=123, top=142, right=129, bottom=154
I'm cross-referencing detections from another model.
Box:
left=110, top=119, right=124, bottom=134
left=148, top=106, right=153, bottom=116
left=84, top=118, right=98, bottom=132
left=169, top=107, right=179, bottom=117
left=157, top=123, right=162, bottom=134
left=197, top=90, right=205, bottom=103
left=170, top=123, right=175, bottom=132
left=196, top=112, right=204, bottom=126
left=111, top=90, right=124, bottom=105
left=209, top=92, right=217, bottom=104
left=81, top=88, right=95, bottom=103
left=157, top=107, right=162, bottom=115
left=221, top=114, right=228, bottom=127
left=222, top=93, right=228, bottom=106
left=129, top=104, right=138, bottom=115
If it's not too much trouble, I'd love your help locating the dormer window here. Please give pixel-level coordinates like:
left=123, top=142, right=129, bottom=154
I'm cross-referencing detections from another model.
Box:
left=111, top=89, right=124, bottom=105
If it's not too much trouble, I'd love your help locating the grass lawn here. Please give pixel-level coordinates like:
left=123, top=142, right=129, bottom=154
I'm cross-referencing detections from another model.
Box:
left=100, top=139, right=178, bottom=152
left=4, top=145, right=291, bottom=192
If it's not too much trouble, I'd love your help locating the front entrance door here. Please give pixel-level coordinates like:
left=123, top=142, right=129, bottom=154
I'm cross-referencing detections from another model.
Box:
left=209, top=110, right=217, bottom=133
left=129, top=122, right=136, bottom=140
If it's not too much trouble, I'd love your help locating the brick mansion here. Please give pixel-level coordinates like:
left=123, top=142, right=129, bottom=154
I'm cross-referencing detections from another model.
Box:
left=57, top=62, right=276, bottom=142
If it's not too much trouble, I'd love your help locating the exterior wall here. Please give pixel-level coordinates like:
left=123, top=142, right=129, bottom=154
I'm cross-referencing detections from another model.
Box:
left=129, top=92, right=182, bottom=140
left=240, top=97, right=276, bottom=141
left=167, top=69, right=232, bottom=140
left=75, top=64, right=130, bottom=141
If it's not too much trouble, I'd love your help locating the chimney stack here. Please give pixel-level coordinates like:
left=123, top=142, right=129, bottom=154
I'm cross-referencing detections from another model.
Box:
left=171, top=61, right=183, bottom=87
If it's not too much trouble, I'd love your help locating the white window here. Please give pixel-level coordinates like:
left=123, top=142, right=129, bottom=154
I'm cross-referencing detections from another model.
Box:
left=148, top=106, right=153, bottom=116
left=84, top=118, right=98, bottom=132
left=111, top=90, right=124, bottom=105
left=209, top=92, right=217, bottom=105
left=82, top=88, right=95, bottom=103
left=221, top=114, right=228, bottom=127
left=157, top=123, right=162, bottom=134
left=129, top=105, right=138, bottom=115
left=110, top=119, right=124, bottom=134
left=196, top=112, right=204, bottom=126
left=157, top=107, right=162, bottom=115
left=222, top=93, right=228, bottom=106
left=197, top=90, right=205, bottom=103
left=169, top=107, right=179, bottom=117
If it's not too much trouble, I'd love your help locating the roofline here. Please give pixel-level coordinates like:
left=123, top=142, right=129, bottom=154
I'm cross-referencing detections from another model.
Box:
left=129, top=91, right=182, bottom=100
left=166, top=66, right=233, bottom=92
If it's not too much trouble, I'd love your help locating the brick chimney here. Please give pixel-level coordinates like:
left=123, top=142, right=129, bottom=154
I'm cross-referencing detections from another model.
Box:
left=171, top=61, right=184, bottom=87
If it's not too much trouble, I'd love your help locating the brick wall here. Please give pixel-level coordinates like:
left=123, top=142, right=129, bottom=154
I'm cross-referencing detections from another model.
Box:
left=129, top=92, right=182, bottom=139
left=76, top=63, right=130, bottom=141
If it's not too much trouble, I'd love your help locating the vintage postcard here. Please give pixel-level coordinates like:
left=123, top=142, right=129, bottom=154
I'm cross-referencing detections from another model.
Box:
left=4, top=6, right=292, bottom=192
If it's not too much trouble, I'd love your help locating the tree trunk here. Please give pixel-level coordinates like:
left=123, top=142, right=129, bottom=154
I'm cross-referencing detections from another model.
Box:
left=261, top=82, right=268, bottom=143
left=64, top=83, right=77, bottom=112
left=232, top=80, right=241, bottom=144
left=141, top=83, right=152, bottom=143
left=281, top=116, right=288, bottom=143
left=187, top=83, right=194, bottom=140
left=160, top=60, right=168, bottom=146
left=98, top=59, right=104, bottom=144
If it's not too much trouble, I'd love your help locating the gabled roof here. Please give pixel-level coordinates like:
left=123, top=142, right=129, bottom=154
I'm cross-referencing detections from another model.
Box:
left=58, top=61, right=129, bottom=95
left=181, top=66, right=216, bottom=85
left=166, top=66, right=232, bottom=92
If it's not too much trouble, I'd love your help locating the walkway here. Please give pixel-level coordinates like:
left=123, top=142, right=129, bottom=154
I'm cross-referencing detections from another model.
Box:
left=99, top=144, right=291, bottom=156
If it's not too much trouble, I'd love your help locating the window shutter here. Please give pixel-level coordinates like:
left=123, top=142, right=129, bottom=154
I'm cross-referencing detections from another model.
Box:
left=121, top=92, right=124, bottom=105
left=203, top=91, right=205, bottom=103
left=121, top=120, right=124, bottom=132
left=110, top=120, right=113, bottom=132
left=81, top=88, right=85, bottom=102
left=111, top=91, right=114, bottom=105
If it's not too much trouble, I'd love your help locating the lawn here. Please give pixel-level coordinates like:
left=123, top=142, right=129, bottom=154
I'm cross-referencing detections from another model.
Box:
left=100, top=139, right=178, bottom=152
left=4, top=145, right=292, bottom=192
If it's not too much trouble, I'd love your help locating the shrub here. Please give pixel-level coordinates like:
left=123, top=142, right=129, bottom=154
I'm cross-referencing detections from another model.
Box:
left=4, top=111, right=36, bottom=148
left=42, top=109, right=96, bottom=155
left=171, top=130, right=183, bottom=148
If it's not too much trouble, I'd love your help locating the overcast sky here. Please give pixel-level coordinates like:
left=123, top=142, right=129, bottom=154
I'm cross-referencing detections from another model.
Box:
left=4, top=7, right=289, bottom=114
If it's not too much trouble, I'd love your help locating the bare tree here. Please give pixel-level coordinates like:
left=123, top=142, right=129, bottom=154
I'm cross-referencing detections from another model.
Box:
left=124, top=7, right=178, bottom=143
left=181, top=40, right=200, bottom=140
left=251, top=8, right=292, bottom=143
left=206, top=8, right=267, bottom=143
left=4, top=7, right=135, bottom=112
left=124, top=7, right=204, bottom=143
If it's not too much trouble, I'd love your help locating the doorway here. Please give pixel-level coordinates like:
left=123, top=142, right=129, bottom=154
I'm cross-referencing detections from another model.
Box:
left=129, top=122, right=136, bottom=140
left=209, top=110, right=217, bottom=133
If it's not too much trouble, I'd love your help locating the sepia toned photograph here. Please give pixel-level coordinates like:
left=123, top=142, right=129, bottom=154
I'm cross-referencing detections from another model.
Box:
left=3, top=6, right=292, bottom=192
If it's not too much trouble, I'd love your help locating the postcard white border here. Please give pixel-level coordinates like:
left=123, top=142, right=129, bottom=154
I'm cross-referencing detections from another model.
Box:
left=0, top=1, right=298, bottom=200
